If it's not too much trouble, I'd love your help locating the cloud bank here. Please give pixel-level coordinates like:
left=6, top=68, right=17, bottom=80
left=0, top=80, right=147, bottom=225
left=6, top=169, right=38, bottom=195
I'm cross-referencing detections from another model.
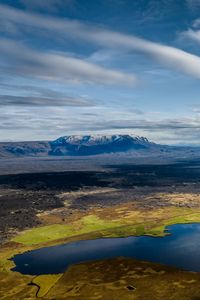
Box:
left=1, top=105, right=200, bottom=144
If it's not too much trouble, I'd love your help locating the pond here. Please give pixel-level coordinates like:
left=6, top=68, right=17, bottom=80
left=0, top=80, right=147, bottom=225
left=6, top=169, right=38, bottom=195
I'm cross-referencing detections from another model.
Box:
left=11, top=223, right=200, bottom=275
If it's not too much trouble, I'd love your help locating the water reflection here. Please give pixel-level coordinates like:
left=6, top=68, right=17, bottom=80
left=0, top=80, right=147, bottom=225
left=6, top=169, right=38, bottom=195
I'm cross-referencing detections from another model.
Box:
left=12, top=223, right=200, bottom=275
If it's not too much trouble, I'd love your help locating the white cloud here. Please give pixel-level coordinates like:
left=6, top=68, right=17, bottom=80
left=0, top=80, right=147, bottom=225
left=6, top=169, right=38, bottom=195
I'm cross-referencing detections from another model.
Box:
left=0, top=4, right=84, bottom=35
left=192, top=18, right=200, bottom=28
left=1, top=104, right=200, bottom=144
left=0, top=94, right=95, bottom=107
left=1, top=4, right=200, bottom=78
left=86, top=31, right=200, bottom=79
left=181, top=28, right=200, bottom=44
left=0, top=39, right=137, bottom=86
left=179, top=17, right=200, bottom=44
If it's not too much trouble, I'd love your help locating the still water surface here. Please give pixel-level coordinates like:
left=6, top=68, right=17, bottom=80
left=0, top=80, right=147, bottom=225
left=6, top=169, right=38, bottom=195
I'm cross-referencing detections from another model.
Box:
left=11, top=223, right=200, bottom=275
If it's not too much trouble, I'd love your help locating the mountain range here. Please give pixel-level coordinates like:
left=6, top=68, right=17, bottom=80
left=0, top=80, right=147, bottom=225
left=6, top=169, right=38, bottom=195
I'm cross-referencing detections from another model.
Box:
left=0, top=134, right=155, bottom=157
left=49, top=135, right=153, bottom=156
left=0, top=134, right=198, bottom=158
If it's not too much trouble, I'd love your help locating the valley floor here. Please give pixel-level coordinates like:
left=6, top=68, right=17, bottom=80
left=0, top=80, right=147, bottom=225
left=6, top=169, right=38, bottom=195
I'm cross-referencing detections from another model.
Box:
left=1, top=159, right=200, bottom=299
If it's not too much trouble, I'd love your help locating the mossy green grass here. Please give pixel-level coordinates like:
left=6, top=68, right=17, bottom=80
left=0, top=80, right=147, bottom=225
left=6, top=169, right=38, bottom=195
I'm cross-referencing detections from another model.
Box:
left=32, top=274, right=62, bottom=297
left=12, top=207, right=200, bottom=245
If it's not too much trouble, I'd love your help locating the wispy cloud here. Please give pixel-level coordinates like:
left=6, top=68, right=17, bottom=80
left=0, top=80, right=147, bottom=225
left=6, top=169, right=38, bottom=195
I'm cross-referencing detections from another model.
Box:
left=1, top=3, right=200, bottom=144
left=20, top=0, right=76, bottom=12
left=0, top=94, right=95, bottom=107
left=181, top=28, right=200, bottom=44
left=1, top=4, right=200, bottom=79
left=186, top=0, right=200, bottom=11
left=179, top=16, right=200, bottom=47
left=87, top=31, right=200, bottom=79
left=0, top=39, right=137, bottom=86
left=0, top=83, right=95, bottom=106
left=1, top=105, right=200, bottom=144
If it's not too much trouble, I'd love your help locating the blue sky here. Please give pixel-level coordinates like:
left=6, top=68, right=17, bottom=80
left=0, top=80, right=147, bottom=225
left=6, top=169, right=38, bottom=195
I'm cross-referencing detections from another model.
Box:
left=1, top=0, right=200, bottom=144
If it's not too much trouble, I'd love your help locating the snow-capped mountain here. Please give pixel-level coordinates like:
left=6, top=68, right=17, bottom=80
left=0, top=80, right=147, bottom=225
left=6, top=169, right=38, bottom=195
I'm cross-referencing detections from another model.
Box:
left=49, top=134, right=153, bottom=156
left=1, top=134, right=199, bottom=158
left=51, top=135, right=149, bottom=145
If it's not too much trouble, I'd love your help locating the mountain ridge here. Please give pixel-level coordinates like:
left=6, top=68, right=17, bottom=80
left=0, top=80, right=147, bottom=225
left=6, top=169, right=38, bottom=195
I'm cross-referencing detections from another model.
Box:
left=0, top=134, right=155, bottom=157
left=49, top=134, right=154, bottom=156
left=0, top=134, right=197, bottom=158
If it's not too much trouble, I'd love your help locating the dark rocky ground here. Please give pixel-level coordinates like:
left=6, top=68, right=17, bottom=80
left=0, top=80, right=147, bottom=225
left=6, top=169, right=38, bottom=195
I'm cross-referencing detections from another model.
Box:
left=0, top=189, right=62, bottom=243
left=1, top=158, right=200, bottom=243
left=69, top=184, right=200, bottom=211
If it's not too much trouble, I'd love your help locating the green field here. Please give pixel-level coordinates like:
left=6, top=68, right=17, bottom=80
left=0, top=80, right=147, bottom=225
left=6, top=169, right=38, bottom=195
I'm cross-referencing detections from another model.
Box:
left=12, top=207, right=200, bottom=245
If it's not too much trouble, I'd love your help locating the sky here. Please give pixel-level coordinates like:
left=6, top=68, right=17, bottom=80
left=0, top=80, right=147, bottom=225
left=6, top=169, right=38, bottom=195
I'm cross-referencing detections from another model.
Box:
left=1, top=0, right=200, bottom=144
